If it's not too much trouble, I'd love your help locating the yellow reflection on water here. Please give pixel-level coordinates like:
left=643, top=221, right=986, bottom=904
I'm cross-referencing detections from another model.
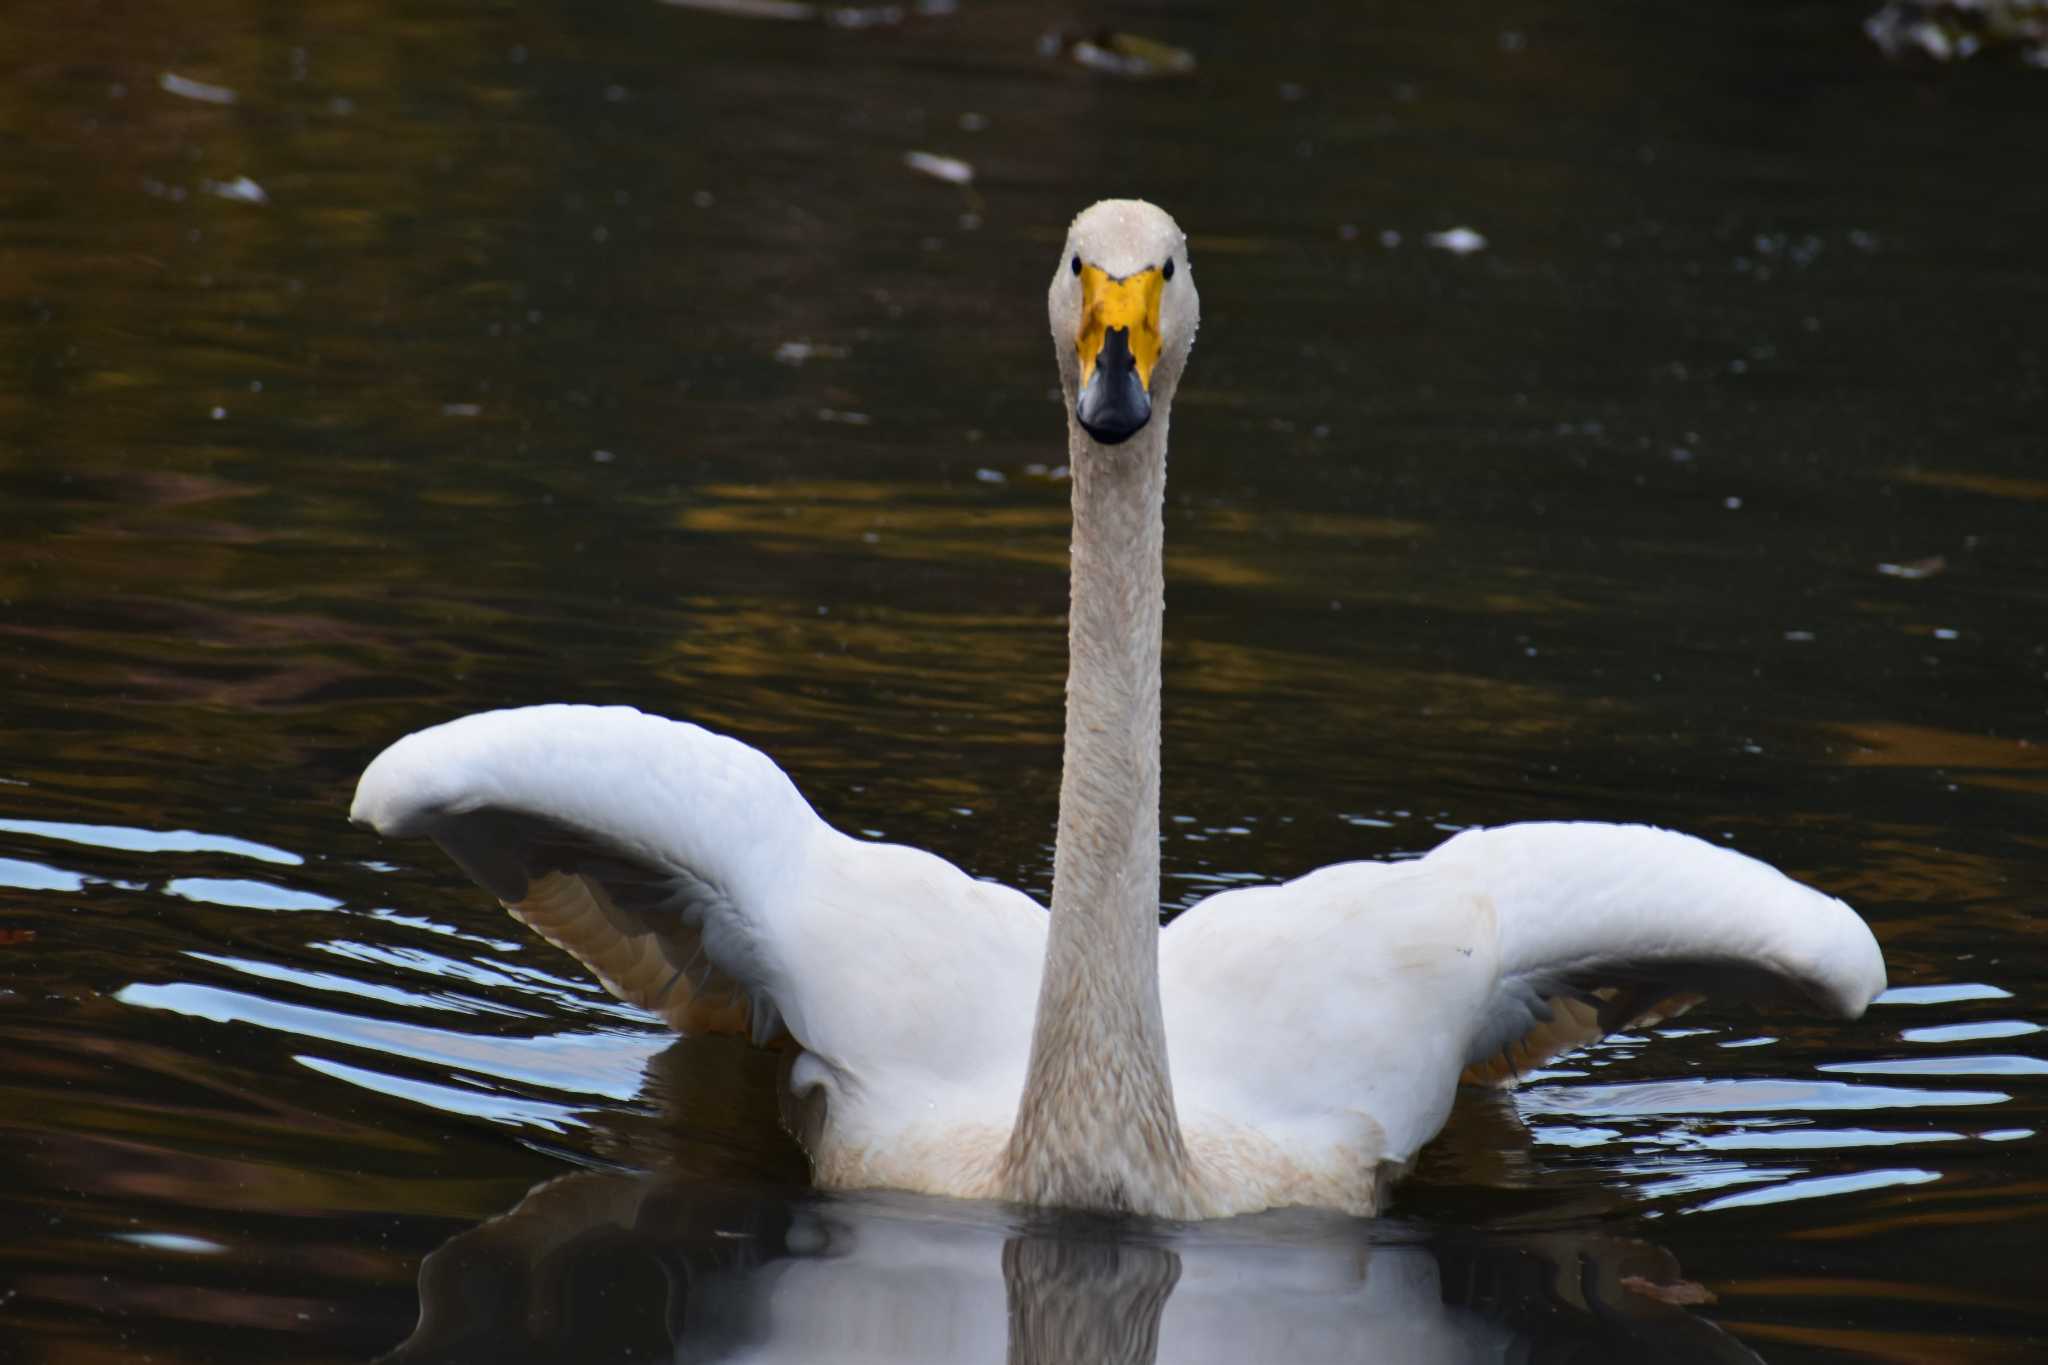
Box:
left=1887, top=468, right=2048, bottom=503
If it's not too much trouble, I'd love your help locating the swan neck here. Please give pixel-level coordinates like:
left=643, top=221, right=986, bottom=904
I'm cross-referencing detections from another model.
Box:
left=1006, top=413, right=1192, bottom=1214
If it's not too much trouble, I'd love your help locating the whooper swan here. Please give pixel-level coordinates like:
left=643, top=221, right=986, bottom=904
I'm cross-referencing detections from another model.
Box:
left=353, top=199, right=1886, bottom=1219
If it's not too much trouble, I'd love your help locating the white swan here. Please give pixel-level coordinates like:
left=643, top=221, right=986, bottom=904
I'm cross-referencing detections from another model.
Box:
left=353, top=199, right=1886, bottom=1219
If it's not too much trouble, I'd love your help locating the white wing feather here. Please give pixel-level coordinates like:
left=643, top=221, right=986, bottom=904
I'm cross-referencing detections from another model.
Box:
left=1161, top=822, right=1885, bottom=1170
left=351, top=705, right=1047, bottom=1151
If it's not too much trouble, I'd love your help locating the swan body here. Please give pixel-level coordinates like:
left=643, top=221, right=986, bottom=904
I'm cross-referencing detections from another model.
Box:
left=353, top=200, right=1886, bottom=1219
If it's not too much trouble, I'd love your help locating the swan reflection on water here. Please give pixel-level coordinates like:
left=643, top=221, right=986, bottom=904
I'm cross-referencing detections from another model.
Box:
left=389, top=1171, right=1760, bottom=1365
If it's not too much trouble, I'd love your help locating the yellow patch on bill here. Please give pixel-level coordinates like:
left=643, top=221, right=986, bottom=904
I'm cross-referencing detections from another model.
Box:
left=1077, top=263, right=1164, bottom=390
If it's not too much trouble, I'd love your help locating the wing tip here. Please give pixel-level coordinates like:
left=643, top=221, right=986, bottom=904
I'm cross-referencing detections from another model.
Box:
left=351, top=727, right=447, bottom=839
left=1831, top=914, right=1889, bottom=1019
left=350, top=704, right=669, bottom=840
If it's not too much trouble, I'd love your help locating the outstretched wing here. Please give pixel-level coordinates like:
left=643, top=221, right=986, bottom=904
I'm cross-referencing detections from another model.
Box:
left=351, top=705, right=1047, bottom=1109
left=1428, top=823, right=1884, bottom=1086
left=1160, top=822, right=1885, bottom=1168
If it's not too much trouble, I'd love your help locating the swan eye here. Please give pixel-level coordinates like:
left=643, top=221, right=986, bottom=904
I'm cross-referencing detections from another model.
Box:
left=1163, top=257, right=1175, bottom=281
left=1070, top=254, right=1082, bottom=277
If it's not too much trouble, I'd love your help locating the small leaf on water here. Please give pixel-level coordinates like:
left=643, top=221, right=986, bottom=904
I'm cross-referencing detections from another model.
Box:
left=904, top=151, right=974, bottom=186
left=1618, top=1275, right=1717, bottom=1306
left=1041, top=29, right=1196, bottom=79
left=1876, top=555, right=1947, bottom=580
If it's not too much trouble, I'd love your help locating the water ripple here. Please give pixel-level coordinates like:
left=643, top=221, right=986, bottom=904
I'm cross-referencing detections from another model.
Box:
left=0, top=855, right=86, bottom=892
left=1519, top=1076, right=2011, bottom=1116
left=113, top=979, right=668, bottom=1100
left=162, top=878, right=342, bottom=913
left=295, top=1054, right=588, bottom=1132
left=1694, top=1166, right=1941, bottom=1213
left=0, top=816, right=300, bottom=866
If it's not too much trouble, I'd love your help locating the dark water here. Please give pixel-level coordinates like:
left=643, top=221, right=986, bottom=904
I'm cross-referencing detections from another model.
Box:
left=3, top=0, right=2045, bottom=1359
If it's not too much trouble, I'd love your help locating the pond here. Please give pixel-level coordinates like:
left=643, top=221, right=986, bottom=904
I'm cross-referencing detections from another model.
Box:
left=2, top=0, right=2044, bottom=1360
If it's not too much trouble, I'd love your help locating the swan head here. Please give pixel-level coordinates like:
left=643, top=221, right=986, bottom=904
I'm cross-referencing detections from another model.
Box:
left=1050, top=200, right=1199, bottom=448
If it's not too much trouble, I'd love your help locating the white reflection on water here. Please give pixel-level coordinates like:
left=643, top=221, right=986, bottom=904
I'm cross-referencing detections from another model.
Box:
left=1822, top=1055, right=2048, bottom=1077
left=316, top=938, right=609, bottom=1005
left=1517, top=1075, right=2011, bottom=1115
left=390, top=1175, right=1762, bottom=1364
left=1902, top=1019, right=2041, bottom=1044
left=184, top=950, right=536, bottom=1018
left=316, top=938, right=651, bottom=1022
left=365, top=905, right=523, bottom=952
left=0, top=854, right=86, bottom=892
left=162, top=877, right=342, bottom=912
left=1878, top=982, right=2015, bottom=1005
left=1676, top=1125, right=1971, bottom=1151
left=1694, top=1166, right=1940, bottom=1213
left=297, top=1054, right=588, bottom=1132
left=1634, top=1163, right=1780, bottom=1202
left=0, top=816, right=301, bottom=866
left=113, top=980, right=668, bottom=1100
left=110, top=1230, right=230, bottom=1255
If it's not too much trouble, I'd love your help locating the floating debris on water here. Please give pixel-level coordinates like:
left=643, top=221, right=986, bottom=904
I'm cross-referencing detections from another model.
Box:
left=1425, top=226, right=1488, bottom=255
left=1865, top=0, right=2048, bottom=64
left=903, top=150, right=974, bottom=186
left=658, top=0, right=918, bottom=26
left=824, top=5, right=904, bottom=29
left=1040, top=28, right=1197, bottom=79
left=160, top=72, right=238, bottom=105
left=202, top=176, right=268, bottom=204
left=774, top=339, right=848, bottom=365
left=661, top=0, right=814, bottom=19
left=1877, top=555, right=1948, bottom=579
left=1619, top=1275, right=1717, bottom=1306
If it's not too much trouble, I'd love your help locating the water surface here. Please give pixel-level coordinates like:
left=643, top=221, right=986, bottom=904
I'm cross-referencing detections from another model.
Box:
left=2, top=0, right=2045, bottom=1360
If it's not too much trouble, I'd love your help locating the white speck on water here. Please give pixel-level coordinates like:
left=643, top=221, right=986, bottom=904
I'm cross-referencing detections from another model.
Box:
left=113, top=1231, right=228, bottom=1254
left=1723, top=495, right=1742, bottom=510
left=1932, top=627, right=1959, bottom=641
left=160, top=72, right=238, bottom=105
left=202, top=176, right=268, bottom=204
left=974, top=468, right=1006, bottom=484
left=210, top=407, right=227, bottom=420
left=1379, top=229, right=1402, bottom=248
left=591, top=449, right=615, bottom=464
left=1785, top=630, right=1815, bottom=642
left=904, top=150, right=974, bottom=186
left=1425, top=227, right=1487, bottom=255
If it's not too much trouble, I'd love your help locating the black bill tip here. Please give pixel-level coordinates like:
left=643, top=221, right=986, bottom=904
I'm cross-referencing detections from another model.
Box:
left=1076, top=326, right=1152, bottom=445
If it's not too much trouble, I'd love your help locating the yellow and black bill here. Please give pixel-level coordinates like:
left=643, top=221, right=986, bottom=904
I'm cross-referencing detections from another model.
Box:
left=1075, top=263, right=1165, bottom=445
